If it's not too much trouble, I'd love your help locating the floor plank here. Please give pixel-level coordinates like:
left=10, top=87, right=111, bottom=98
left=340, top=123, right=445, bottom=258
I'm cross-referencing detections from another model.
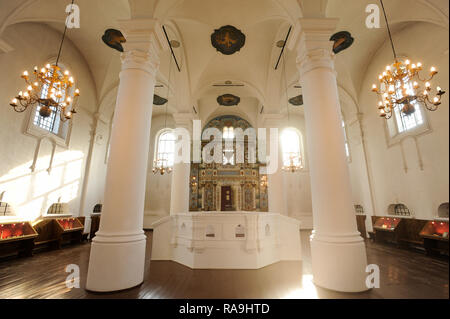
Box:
left=0, top=230, right=447, bottom=299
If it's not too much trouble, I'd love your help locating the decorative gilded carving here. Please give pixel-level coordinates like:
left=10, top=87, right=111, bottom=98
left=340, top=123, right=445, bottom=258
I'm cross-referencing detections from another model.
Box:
left=211, top=25, right=245, bottom=55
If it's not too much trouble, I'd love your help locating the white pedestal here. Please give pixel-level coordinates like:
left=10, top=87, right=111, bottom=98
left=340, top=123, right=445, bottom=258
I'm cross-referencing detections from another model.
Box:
left=151, top=212, right=302, bottom=269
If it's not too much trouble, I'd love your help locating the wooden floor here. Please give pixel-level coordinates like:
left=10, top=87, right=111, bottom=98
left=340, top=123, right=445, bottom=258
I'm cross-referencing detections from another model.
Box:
left=0, top=230, right=448, bottom=299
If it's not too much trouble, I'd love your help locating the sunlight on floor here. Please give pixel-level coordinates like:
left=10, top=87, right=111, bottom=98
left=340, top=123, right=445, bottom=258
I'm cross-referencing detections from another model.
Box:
left=282, top=274, right=318, bottom=299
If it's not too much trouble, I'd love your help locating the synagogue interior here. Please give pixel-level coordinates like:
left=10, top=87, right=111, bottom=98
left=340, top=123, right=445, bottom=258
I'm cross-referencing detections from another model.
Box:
left=0, top=0, right=448, bottom=300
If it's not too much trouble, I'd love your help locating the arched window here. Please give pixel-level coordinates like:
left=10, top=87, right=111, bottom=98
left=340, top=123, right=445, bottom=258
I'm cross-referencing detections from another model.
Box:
left=155, top=130, right=175, bottom=168
left=388, top=203, right=411, bottom=217
left=223, top=126, right=235, bottom=165
left=438, top=203, right=449, bottom=219
left=32, top=63, right=71, bottom=138
left=354, top=205, right=364, bottom=215
left=384, top=58, right=426, bottom=138
left=281, top=128, right=303, bottom=168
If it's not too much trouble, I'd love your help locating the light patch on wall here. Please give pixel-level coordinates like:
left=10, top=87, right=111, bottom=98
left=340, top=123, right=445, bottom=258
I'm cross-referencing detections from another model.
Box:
left=0, top=150, right=84, bottom=221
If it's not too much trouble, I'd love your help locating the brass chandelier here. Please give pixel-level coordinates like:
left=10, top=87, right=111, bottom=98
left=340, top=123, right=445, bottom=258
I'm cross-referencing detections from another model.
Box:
left=371, top=0, right=445, bottom=119
left=9, top=0, right=80, bottom=122
left=152, top=158, right=173, bottom=175
left=282, top=153, right=304, bottom=173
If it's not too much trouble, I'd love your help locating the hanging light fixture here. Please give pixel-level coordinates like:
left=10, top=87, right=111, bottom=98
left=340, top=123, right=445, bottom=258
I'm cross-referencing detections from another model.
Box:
left=371, top=0, right=445, bottom=119
left=9, top=0, right=80, bottom=121
left=281, top=53, right=303, bottom=173
left=153, top=53, right=173, bottom=176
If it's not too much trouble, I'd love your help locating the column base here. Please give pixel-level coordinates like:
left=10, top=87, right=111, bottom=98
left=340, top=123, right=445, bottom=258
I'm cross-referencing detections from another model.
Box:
left=86, top=232, right=147, bottom=292
left=310, top=231, right=369, bottom=293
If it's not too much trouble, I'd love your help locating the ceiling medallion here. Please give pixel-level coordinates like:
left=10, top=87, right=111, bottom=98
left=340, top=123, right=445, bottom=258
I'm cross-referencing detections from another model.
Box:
left=211, top=25, right=245, bottom=55
left=217, top=94, right=240, bottom=106
left=102, top=29, right=126, bottom=52
left=288, top=95, right=303, bottom=106
left=153, top=94, right=168, bottom=106
left=330, top=31, right=354, bottom=54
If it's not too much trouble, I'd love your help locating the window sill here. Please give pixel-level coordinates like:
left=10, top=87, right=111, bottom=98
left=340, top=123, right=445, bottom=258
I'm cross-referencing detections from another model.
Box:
left=386, top=124, right=431, bottom=147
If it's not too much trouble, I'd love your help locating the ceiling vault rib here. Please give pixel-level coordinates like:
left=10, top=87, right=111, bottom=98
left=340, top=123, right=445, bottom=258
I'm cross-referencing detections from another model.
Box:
left=274, top=25, right=291, bottom=70
left=162, top=25, right=181, bottom=72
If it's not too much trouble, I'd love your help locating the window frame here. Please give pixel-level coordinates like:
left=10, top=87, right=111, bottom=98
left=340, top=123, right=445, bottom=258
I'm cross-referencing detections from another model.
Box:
left=154, top=128, right=176, bottom=168
left=24, top=60, right=73, bottom=147
left=280, top=127, right=305, bottom=170
left=382, top=57, right=431, bottom=146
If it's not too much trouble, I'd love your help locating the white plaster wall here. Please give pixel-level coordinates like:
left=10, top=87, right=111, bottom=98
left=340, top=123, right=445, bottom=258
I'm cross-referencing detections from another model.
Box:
left=144, top=113, right=175, bottom=227
left=281, top=114, right=313, bottom=228
left=358, top=22, right=449, bottom=220
left=0, top=23, right=105, bottom=222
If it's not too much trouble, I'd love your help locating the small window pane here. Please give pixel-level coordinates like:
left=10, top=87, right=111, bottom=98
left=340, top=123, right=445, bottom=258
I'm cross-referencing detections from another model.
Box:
left=281, top=129, right=302, bottom=167
left=156, top=131, right=175, bottom=167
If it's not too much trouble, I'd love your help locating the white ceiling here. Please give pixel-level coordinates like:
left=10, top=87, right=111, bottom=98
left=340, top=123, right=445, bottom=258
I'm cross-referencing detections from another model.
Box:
left=0, top=0, right=448, bottom=120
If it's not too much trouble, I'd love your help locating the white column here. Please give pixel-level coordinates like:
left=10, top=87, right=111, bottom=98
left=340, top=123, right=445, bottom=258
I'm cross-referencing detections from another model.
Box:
left=293, top=18, right=368, bottom=292
left=86, top=19, right=166, bottom=292
left=170, top=113, right=192, bottom=215
left=261, top=114, right=286, bottom=216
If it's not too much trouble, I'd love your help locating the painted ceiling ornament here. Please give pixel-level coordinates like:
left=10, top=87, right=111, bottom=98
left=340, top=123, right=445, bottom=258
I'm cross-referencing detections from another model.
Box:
left=153, top=94, right=168, bottom=106
left=102, top=29, right=126, bottom=52
left=288, top=95, right=303, bottom=106
left=211, top=25, right=246, bottom=55
left=217, top=94, right=240, bottom=106
left=329, top=31, right=354, bottom=54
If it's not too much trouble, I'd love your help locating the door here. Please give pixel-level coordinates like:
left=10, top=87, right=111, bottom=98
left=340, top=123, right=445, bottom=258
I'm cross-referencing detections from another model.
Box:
left=221, top=186, right=233, bottom=211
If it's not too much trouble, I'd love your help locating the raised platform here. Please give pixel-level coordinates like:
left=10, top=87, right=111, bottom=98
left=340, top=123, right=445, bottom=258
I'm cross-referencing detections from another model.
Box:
left=151, top=211, right=302, bottom=269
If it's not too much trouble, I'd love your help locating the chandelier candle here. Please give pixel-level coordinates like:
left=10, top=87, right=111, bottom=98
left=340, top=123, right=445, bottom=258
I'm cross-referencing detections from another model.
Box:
left=10, top=64, right=80, bottom=121
left=372, top=0, right=445, bottom=119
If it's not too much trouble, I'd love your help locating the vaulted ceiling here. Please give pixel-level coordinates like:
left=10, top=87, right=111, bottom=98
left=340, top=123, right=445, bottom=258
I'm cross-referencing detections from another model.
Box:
left=0, top=0, right=448, bottom=121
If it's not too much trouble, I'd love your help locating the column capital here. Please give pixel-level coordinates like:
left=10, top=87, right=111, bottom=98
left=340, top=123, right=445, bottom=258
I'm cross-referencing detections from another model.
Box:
left=118, top=19, right=168, bottom=76
left=288, top=18, right=339, bottom=78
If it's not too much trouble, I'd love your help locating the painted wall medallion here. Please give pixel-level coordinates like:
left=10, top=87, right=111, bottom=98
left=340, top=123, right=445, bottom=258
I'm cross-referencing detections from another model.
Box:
left=211, top=25, right=245, bottom=55
left=330, top=31, right=354, bottom=54
left=102, top=29, right=126, bottom=52
left=153, top=94, right=168, bottom=105
left=217, top=94, right=240, bottom=106
left=289, top=95, right=304, bottom=106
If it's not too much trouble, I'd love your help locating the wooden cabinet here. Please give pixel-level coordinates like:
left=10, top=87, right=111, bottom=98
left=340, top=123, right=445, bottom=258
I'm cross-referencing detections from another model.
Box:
left=54, top=218, right=84, bottom=247
left=420, top=221, right=449, bottom=256
left=356, top=215, right=367, bottom=239
left=90, top=214, right=101, bottom=240
left=33, top=217, right=85, bottom=250
left=372, top=217, right=402, bottom=244
left=0, top=221, right=38, bottom=258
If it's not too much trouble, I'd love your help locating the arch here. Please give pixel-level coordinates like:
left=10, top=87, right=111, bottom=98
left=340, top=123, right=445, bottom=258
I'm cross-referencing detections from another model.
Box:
left=202, top=115, right=253, bottom=137
left=438, top=203, right=449, bottom=219
left=280, top=127, right=305, bottom=169
left=154, top=128, right=176, bottom=167
left=388, top=203, right=411, bottom=217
